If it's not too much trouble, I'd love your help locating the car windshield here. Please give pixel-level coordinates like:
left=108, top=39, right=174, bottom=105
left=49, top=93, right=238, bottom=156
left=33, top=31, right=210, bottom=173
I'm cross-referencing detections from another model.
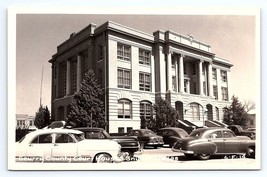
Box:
left=74, top=133, right=85, bottom=142
left=142, top=130, right=155, bottom=135
left=189, top=130, right=204, bottom=138
left=177, top=130, right=189, bottom=137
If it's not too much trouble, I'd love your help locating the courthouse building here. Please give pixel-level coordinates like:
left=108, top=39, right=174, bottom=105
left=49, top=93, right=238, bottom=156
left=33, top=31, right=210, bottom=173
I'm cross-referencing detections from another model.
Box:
left=49, top=21, right=233, bottom=133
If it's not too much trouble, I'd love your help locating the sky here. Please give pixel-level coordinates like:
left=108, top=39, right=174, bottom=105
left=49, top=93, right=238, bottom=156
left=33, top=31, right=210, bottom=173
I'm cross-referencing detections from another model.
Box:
left=16, top=14, right=258, bottom=116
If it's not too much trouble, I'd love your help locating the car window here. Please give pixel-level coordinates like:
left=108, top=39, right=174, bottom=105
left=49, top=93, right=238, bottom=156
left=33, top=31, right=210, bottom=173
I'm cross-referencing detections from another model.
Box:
left=223, top=131, right=235, bottom=138
left=134, top=131, right=140, bottom=136
left=128, top=131, right=134, bottom=136
left=85, top=132, right=105, bottom=139
left=74, top=133, right=85, bottom=142
left=55, top=134, right=75, bottom=143
left=209, top=131, right=223, bottom=139
left=31, top=134, right=53, bottom=144
left=169, top=130, right=174, bottom=136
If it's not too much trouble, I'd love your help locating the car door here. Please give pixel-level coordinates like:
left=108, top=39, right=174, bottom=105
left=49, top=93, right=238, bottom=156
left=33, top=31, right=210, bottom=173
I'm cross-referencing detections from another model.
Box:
left=51, top=133, right=78, bottom=162
left=207, top=131, right=225, bottom=154
left=26, top=133, right=54, bottom=162
left=223, top=130, right=240, bottom=153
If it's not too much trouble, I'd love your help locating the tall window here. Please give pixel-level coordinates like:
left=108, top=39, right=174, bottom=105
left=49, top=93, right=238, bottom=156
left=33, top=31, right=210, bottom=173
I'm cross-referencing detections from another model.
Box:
left=139, top=49, right=150, bottom=65
left=172, top=76, right=177, bottom=91
left=139, top=72, right=151, bottom=91
left=190, top=103, right=200, bottom=120
left=98, top=45, right=103, bottom=61
left=215, top=107, right=219, bottom=121
left=184, top=63, right=187, bottom=74
left=213, top=86, right=218, bottom=100
left=212, top=68, right=217, bottom=80
left=118, top=99, right=132, bottom=119
left=221, top=70, right=227, bottom=82
left=171, top=58, right=175, bottom=69
left=203, top=82, right=207, bottom=95
left=118, top=68, right=131, bottom=89
left=140, top=101, right=152, bottom=120
left=221, top=87, right=228, bottom=101
left=117, top=43, right=131, bottom=61
left=71, top=59, right=77, bottom=94
left=59, top=62, right=67, bottom=97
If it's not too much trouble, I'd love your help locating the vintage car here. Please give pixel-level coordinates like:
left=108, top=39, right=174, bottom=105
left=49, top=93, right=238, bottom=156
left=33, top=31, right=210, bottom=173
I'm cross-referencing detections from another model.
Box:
left=157, top=127, right=189, bottom=147
left=172, top=127, right=255, bottom=160
left=127, top=129, right=164, bottom=149
left=227, top=125, right=256, bottom=140
left=16, top=128, right=123, bottom=163
left=74, top=127, right=140, bottom=161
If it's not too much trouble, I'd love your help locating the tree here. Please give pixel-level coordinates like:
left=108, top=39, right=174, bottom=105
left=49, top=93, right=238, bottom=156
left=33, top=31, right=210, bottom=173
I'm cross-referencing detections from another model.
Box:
left=67, top=70, right=107, bottom=128
left=152, top=97, right=179, bottom=131
left=223, top=95, right=250, bottom=127
left=34, top=105, right=51, bottom=129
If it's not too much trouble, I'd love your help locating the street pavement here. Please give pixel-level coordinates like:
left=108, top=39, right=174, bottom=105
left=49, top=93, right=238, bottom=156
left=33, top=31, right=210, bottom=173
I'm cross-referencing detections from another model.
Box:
left=114, top=146, right=259, bottom=170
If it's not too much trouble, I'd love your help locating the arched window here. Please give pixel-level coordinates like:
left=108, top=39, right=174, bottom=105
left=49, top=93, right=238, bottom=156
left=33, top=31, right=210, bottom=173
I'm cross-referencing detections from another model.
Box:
left=190, top=103, right=200, bottom=120
left=140, top=101, right=152, bottom=120
left=118, top=99, right=132, bottom=119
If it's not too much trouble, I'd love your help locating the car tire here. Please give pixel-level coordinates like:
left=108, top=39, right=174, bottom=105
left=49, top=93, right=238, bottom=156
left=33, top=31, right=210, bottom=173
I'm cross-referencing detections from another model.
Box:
left=122, top=151, right=134, bottom=162
left=197, top=154, right=210, bottom=160
left=94, top=153, right=112, bottom=163
left=246, top=146, right=255, bottom=158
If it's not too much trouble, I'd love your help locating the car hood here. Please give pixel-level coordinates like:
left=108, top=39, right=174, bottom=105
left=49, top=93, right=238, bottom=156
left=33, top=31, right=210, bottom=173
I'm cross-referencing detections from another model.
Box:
left=110, top=136, right=138, bottom=141
left=79, top=139, right=120, bottom=150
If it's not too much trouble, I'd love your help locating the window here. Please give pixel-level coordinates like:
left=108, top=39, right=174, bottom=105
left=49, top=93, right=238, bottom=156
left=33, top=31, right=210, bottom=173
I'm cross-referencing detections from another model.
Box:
left=71, top=59, right=77, bottom=94
left=55, top=134, right=75, bottom=143
left=184, top=80, right=188, bottom=93
left=190, top=103, right=200, bottom=120
left=171, top=58, right=175, bottom=69
left=140, top=101, right=152, bottom=120
left=118, top=99, right=132, bottom=119
left=127, top=127, right=133, bottom=133
left=213, top=86, right=218, bottom=100
left=117, top=43, right=131, bottom=61
left=221, top=70, right=227, bottom=82
left=98, top=45, right=103, bottom=61
left=31, top=134, right=53, bottom=144
left=212, top=68, right=217, bottom=80
left=139, top=49, right=150, bottom=65
left=221, top=87, right=228, bottom=101
left=118, top=127, right=125, bottom=133
left=139, top=72, right=151, bottom=91
left=215, top=107, right=219, bottom=121
left=118, top=68, right=131, bottom=89
left=29, top=120, right=33, bottom=126
left=223, top=131, right=235, bottom=138
left=203, top=82, right=206, bottom=95
left=209, top=131, right=222, bottom=139
left=59, top=62, right=67, bottom=97
left=172, top=76, right=177, bottom=91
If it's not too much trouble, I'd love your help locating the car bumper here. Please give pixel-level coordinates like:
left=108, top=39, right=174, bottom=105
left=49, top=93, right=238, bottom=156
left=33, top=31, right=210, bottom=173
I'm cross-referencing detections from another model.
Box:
left=146, top=142, right=164, bottom=146
left=171, top=147, right=194, bottom=154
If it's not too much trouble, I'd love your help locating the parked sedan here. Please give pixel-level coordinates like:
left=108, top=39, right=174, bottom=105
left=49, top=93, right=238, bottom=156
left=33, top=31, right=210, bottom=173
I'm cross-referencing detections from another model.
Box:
left=172, top=127, right=255, bottom=160
left=127, top=129, right=164, bottom=149
left=74, top=127, right=140, bottom=161
left=16, top=128, right=123, bottom=163
left=157, top=127, right=189, bottom=147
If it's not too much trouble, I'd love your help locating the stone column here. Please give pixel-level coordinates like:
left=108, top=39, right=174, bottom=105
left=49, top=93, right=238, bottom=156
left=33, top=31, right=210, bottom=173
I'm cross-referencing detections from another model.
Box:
left=174, top=55, right=178, bottom=92
left=166, top=51, right=172, bottom=91
left=179, top=54, right=184, bottom=93
left=199, top=60, right=203, bottom=95
left=77, top=55, right=82, bottom=91
left=208, top=62, right=213, bottom=97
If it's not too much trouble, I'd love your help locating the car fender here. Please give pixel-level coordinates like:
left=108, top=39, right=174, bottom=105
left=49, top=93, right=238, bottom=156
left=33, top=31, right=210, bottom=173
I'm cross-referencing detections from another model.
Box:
left=188, top=141, right=217, bottom=155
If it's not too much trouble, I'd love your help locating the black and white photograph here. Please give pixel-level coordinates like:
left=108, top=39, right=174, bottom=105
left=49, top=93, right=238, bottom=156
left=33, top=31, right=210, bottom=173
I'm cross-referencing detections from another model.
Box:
left=7, top=6, right=261, bottom=171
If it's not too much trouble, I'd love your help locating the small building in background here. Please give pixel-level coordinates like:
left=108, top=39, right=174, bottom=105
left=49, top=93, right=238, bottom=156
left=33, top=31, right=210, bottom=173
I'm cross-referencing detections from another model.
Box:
left=16, top=114, right=36, bottom=130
